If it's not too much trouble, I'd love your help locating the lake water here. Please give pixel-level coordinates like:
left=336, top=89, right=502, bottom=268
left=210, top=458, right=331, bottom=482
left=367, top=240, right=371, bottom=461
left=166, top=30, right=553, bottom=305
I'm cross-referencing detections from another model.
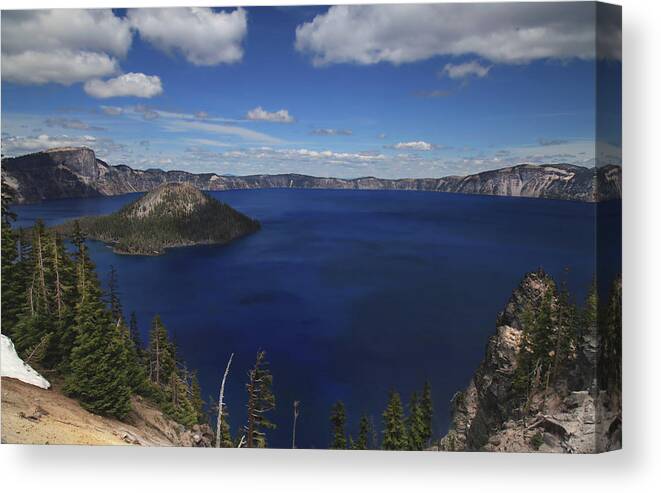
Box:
left=12, top=189, right=620, bottom=449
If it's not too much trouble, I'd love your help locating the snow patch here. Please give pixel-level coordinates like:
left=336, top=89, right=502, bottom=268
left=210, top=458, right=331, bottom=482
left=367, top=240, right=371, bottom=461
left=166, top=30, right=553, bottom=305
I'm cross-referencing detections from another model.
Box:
left=1, top=334, right=51, bottom=389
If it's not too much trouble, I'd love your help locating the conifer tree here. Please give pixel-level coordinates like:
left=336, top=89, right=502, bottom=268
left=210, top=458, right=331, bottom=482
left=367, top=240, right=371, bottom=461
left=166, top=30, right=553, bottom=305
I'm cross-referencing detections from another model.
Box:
left=406, top=392, right=426, bottom=450
left=215, top=404, right=233, bottom=447
left=382, top=390, right=407, bottom=450
left=1, top=178, right=23, bottom=334
left=148, top=315, right=176, bottom=388
left=107, top=265, right=123, bottom=323
left=420, top=381, right=434, bottom=446
left=244, top=350, right=276, bottom=448
left=128, top=311, right=142, bottom=353
left=353, top=414, right=370, bottom=450
left=600, top=276, right=622, bottom=391
left=65, top=234, right=131, bottom=418
left=330, top=400, right=347, bottom=449
left=118, top=317, right=147, bottom=394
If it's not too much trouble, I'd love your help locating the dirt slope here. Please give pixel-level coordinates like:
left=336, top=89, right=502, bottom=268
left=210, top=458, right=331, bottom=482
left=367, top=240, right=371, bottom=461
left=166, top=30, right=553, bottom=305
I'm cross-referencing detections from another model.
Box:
left=1, top=377, right=212, bottom=446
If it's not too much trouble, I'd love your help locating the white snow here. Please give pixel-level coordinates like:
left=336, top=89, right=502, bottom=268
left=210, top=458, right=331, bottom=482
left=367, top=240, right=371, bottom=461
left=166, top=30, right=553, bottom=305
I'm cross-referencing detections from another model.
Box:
left=1, top=334, right=51, bottom=389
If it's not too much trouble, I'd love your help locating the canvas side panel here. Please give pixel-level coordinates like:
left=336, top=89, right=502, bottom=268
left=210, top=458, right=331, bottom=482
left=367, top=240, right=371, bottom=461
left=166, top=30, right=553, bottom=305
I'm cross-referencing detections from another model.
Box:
left=595, top=1, right=622, bottom=453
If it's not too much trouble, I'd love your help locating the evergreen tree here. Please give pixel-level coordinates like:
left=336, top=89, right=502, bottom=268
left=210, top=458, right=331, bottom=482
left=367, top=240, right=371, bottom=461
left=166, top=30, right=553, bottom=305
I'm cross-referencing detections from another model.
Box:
left=244, top=350, right=276, bottom=448
left=329, top=400, right=347, bottom=449
left=353, top=414, right=370, bottom=450
left=1, top=178, right=23, bottom=334
left=128, top=311, right=142, bottom=353
left=49, top=232, right=77, bottom=369
left=118, top=317, right=147, bottom=394
left=12, top=221, right=55, bottom=358
left=513, top=282, right=557, bottom=397
left=551, top=278, right=579, bottom=385
left=215, top=403, right=233, bottom=447
left=406, top=392, right=426, bottom=450
left=148, top=315, right=176, bottom=388
left=382, top=390, right=407, bottom=450
left=420, top=381, right=434, bottom=446
left=599, top=276, right=622, bottom=391
left=107, top=265, right=123, bottom=323
left=65, top=235, right=131, bottom=418
left=190, top=371, right=205, bottom=424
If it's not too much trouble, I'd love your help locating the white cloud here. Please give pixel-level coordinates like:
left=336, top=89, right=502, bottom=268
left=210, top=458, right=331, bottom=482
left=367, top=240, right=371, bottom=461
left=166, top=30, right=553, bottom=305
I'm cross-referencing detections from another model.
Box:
left=127, top=7, right=247, bottom=66
left=84, top=73, right=163, bottom=99
left=45, top=118, right=105, bottom=131
left=394, top=141, right=434, bottom=151
left=1, top=10, right=131, bottom=85
left=245, top=107, right=295, bottom=123
left=441, top=61, right=491, bottom=79
left=2, top=50, right=119, bottom=85
left=295, top=4, right=618, bottom=66
left=1, top=9, right=131, bottom=57
left=311, top=128, right=353, bottom=136
left=166, top=120, right=284, bottom=145
left=101, top=106, right=124, bottom=116
left=1, top=133, right=97, bottom=155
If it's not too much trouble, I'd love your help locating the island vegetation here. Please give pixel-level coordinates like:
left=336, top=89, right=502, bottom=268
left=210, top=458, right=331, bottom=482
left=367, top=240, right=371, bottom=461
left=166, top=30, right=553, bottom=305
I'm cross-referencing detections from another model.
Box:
left=54, top=182, right=260, bottom=255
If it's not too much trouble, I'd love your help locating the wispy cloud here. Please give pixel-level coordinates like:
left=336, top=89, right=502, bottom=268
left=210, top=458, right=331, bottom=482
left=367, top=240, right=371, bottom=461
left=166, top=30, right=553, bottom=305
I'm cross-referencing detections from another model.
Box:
left=391, top=141, right=435, bottom=151
left=440, top=61, right=491, bottom=80
left=310, top=128, right=353, bottom=136
left=413, top=89, right=451, bottom=99
left=166, top=120, right=284, bottom=144
left=245, top=106, right=294, bottom=123
left=45, top=117, right=105, bottom=131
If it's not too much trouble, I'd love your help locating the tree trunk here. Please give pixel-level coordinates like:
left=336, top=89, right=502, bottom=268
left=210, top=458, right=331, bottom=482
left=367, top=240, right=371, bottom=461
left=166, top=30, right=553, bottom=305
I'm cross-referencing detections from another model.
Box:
left=215, top=352, right=233, bottom=448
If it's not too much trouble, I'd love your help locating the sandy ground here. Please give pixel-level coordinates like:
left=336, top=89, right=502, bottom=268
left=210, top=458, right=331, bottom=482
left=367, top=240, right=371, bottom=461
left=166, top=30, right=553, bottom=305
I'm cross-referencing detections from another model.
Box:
left=1, top=377, right=176, bottom=446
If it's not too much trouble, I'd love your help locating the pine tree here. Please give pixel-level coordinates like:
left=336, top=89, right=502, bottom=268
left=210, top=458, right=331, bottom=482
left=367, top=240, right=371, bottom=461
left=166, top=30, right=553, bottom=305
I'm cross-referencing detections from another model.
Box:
left=513, top=282, right=557, bottom=398
left=353, top=415, right=370, bottom=450
left=107, top=265, right=123, bottom=323
left=65, top=235, right=131, bottom=418
left=12, top=222, right=55, bottom=358
left=600, top=276, right=622, bottom=391
left=420, top=381, right=434, bottom=446
left=551, top=278, right=578, bottom=386
left=382, top=390, right=407, bottom=450
left=329, top=400, right=347, bottom=449
left=244, top=350, right=276, bottom=448
left=215, top=404, right=233, bottom=447
left=1, top=178, right=23, bottom=334
left=148, top=315, right=176, bottom=388
left=128, top=311, right=142, bottom=353
left=406, top=392, right=426, bottom=450
left=190, top=371, right=205, bottom=424
left=118, top=317, right=147, bottom=394
left=49, top=232, right=77, bottom=368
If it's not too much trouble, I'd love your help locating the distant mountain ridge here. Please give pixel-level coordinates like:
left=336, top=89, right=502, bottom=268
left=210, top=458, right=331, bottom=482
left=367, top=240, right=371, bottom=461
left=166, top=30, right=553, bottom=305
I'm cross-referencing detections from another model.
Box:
left=1, top=147, right=621, bottom=203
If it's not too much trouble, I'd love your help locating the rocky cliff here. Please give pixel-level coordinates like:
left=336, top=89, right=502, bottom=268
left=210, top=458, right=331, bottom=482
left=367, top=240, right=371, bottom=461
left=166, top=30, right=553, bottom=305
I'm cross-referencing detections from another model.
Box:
left=1, top=147, right=621, bottom=203
left=439, top=271, right=622, bottom=453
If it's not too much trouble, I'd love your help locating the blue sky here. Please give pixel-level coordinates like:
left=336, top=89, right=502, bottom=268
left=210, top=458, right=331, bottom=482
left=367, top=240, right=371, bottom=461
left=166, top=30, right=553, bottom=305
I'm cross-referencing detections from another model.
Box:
left=1, top=4, right=621, bottom=178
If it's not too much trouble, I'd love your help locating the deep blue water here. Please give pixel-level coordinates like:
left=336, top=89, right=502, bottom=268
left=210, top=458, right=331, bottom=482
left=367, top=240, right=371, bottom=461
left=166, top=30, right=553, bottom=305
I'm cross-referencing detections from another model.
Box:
left=12, top=189, right=620, bottom=449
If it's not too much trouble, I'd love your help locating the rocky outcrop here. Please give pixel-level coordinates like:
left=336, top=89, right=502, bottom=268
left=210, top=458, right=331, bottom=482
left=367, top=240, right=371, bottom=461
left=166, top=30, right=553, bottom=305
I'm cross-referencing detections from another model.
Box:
left=1, top=147, right=621, bottom=204
left=440, top=271, right=622, bottom=453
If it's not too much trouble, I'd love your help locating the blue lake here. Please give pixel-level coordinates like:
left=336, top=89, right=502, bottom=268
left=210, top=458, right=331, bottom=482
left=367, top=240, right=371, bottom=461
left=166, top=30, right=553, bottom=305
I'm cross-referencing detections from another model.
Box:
left=12, top=189, right=620, bottom=449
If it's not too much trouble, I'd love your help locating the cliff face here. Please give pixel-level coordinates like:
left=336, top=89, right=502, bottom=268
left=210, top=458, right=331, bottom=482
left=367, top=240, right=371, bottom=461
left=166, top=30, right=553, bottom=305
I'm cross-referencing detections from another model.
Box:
left=440, top=272, right=622, bottom=453
left=2, top=147, right=621, bottom=203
